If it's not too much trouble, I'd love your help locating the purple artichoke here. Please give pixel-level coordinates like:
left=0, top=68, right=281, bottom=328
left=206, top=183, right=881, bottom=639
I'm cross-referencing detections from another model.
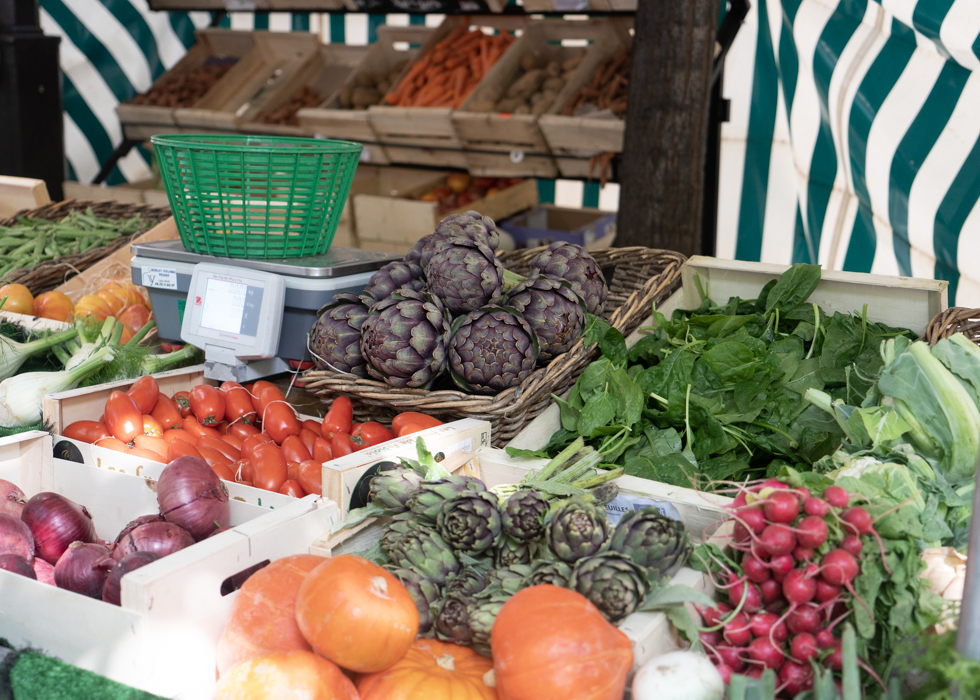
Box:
left=362, top=260, right=425, bottom=302
left=405, top=235, right=430, bottom=266
left=425, top=238, right=507, bottom=316
left=420, top=211, right=500, bottom=270
left=530, top=242, right=608, bottom=315
left=309, top=293, right=370, bottom=376
left=447, top=306, right=539, bottom=394
left=506, top=275, right=586, bottom=363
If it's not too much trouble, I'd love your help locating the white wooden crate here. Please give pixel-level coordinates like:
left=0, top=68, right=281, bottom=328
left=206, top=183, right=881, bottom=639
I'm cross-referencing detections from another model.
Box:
left=0, top=430, right=339, bottom=700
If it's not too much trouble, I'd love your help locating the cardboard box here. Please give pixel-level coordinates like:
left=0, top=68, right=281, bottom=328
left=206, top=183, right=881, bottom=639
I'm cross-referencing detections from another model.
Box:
left=500, top=204, right=616, bottom=248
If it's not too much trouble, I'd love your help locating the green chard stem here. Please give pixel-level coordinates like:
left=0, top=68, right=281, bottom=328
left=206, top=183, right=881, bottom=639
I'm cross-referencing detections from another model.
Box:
left=572, top=467, right=624, bottom=489
left=533, top=437, right=585, bottom=482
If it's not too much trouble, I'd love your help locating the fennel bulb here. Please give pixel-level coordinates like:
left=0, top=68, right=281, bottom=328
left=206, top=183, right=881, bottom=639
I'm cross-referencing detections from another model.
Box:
left=0, top=327, right=79, bottom=382
left=0, top=347, right=114, bottom=428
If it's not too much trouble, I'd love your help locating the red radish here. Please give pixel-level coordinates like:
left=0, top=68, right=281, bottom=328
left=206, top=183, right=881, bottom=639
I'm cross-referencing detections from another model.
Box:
left=793, top=547, right=814, bottom=562
left=842, top=535, right=863, bottom=556
left=765, top=599, right=788, bottom=615
left=821, top=549, right=859, bottom=586
left=715, top=646, right=745, bottom=671
left=795, top=515, right=829, bottom=549
left=749, top=612, right=787, bottom=642
left=744, top=666, right=765, bottom=680
left=728, top=576, right=762, bottom=613
left=782, top=568, right=816, bottom=605
left=746, top=637, right=784, bottom=669
left=757, top=479, right=787, bottom=492
left=760, top=579, right=782, bottom=604
left=763, top=490, right=800, bottom=523
left=787, top=604, right=821, bottom=635
left=790, top=633, right=818, bottom=662
left=779, top=661, right=813, bottom=695
left=734, top=506, right=767, bottom=543
left=700, top=630, right=723, bottom=647
left=804, top=496, right=830, bottom=517
left=743, top=555, right=771, bottom=583
left=700, top=602, right=730, bottom=627
left=823, top=486, right=849, bottom=509
left=716, top=664, right=734, bottom=685
left=733, top=492, right=748, bottom=508
left=815, top=580, right=841, bottom=603
left=761, top=524, right=796, bottom=556
left=841, top=506, right=872, bottom=535
left=770, top=553, right=795, bottom=576
left=723, top=612, right=752, bottom=646
left=825, top=639, right=843, bottom=670
left=816, top=629, right=835, bottom=648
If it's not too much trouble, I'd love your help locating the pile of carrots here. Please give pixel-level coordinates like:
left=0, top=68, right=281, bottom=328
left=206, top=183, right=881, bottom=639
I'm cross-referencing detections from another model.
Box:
left=384, top=24, right=514, bottom=108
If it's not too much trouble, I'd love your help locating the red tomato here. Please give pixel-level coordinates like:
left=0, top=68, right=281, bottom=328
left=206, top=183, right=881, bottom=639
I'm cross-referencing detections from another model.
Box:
left=262, top=403, right=300, bottom=445
left=173, top=391, right=192, bottom=418
left=199, top=435, right=241, bottom=462
left=142, top=415, right=164, bottom=438
left=105, top=391, right=142, bottom=443
left=163, top=429, right=198, bottom=447
left=210, top=462, right=235, bottom=481
left=241, top=434, right=273, bottom=460
left=182, top=416, right=221, bottom=441
left=129, top=447, right=168, bottom=461
left=321, top=396, right=353, bottom=438
left=94, top=437, right=129, bottom=453
left=349, top=422, right=362, bottom=436
left=249, top=381, right=278, bottom=413
left=256, top=385, right=286, bottom=422
left=231, top=459, right=253, bottom=483
left=312, top=437, right=333, bottom=463
left=215, top=422, right=230, bottom=434
left=297, top=460, right=322, bottom=496
left=287, top=461, right=301, bottom=481
left=189, top=385, right=225, bottom=425
left=221, top=434, right=244, bottom=451
left=298, top=428, right=318, bottom=454
left=251, top=443, right=287, bottom=492
left=169, top=440, right=205, bottom=461
left=391, top=412, right=443, bottom=434
left=331, top=433, right=358, bottom=458
left=351, top=421, right=395, bottom=448
left=395, top=422, right=426, bottom=437
left=221, top=381, right=257, bottom=425
left=198, top=446, right=233, bottom=470
left=63, top=420, right=110, bottom=444
left=228, top=423, right=260, bottom=441
left=134, top=435, right=169, bottom=462
left=127, top=376, right=160, bottom=414
left=281, top=435, right=312, bottom=464
left=301, top=419, right=321, bottom=434
left=151, top=394, right=183, bottom=430
left=278, top=480, right=305, bottom=498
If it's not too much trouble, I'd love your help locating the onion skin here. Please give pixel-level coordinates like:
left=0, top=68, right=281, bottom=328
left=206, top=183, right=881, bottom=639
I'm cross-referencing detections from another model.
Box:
left=103, top=551, right=161, bottom=606
left=0, top=554, right=36, bottom=579
left=54, top=542, right=111, bottom=598
left=22, top=492, right=97, bottom=565
left=157, top=457, right=230, bottom=540
left=112, top=521, right=194, bottom=561
left=33, top=558, right=55, bottom=585
left=0, top=512, right=34, bottom=561
left=112, top=514, right=165, bottom=551
left=0, top=479, right=26, bottom=518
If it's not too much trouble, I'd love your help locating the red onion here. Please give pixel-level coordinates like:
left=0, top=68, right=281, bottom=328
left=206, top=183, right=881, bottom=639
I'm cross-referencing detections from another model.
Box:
left=0, top=553, right=36, bottom=579
left=54, top=542, right=111, bottom=598
left=102, top=551, right=161, bottom=606
left=157, top=457, right=230, bottom=540
left=0, top=479, right=26, bottom=518
left=22, top=492, right=97, bottom=565
left=0, top=512, right=33, bottom=561
left=113, top=521, right=193, bottom=561
left=33, top=558, right=55, bottom=586
left=111, top=514, right=166, bottom=558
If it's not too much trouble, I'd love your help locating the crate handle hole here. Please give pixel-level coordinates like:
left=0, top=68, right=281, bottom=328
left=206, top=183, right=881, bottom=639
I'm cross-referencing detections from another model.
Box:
left=221, top=559, right=271, bottom=596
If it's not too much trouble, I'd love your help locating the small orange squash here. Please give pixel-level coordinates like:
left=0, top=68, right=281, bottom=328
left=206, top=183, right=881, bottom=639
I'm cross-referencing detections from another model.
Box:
left=358, top=638, right=496, bottom=700
left=214, top=650, right=358, bottom=700
left=295, top=554, right=419, bottom=673
left=216, top=554, right=323, bottom=677
left=491, top=585, right=633, bottom=700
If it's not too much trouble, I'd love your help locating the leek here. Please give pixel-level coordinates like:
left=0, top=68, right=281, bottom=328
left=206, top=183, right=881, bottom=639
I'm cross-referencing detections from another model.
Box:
left=0, top=327, right=79, bottom=382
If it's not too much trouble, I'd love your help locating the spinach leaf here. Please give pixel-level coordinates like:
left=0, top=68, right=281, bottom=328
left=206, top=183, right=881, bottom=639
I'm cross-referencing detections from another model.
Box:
left=764, top=262, right=821, bottom=316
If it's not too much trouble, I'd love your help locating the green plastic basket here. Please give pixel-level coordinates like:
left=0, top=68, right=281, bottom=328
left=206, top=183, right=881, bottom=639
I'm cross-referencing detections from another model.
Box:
left=152, top=134, right=362, bottom=259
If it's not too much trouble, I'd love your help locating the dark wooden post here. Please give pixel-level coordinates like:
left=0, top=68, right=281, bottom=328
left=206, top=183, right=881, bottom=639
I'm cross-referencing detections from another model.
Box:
left=616, top=0, right=721, bottom=255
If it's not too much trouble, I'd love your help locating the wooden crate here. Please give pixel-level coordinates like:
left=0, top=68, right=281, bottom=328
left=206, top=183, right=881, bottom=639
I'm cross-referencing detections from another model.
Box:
left=453, top=19, right=617, bottom=178
left=0, top=430, right=337, bottom=700
left=309, top=446, right=725, bottom=674
left=241, top=43, right=369, bottom=136
left=368, top=15, right=527, bottom=152
left=63, top=180, right=170, bottom=208
left=523, top=0, right=615, bottom=9
left=353, top=173, right=537, bottom=255
left=174, top=31, right=320, bottom=131
left=116, top=30, right=257, bottom=128
left=297, top=25, right=434, bottom=154
left=381, top=145, right=469, bottom=169
left=0, top=175, right=50, bottom=218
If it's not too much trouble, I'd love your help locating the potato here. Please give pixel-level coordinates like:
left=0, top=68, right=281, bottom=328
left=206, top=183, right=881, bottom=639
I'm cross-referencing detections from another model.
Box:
left=520, top=52, right=547, bottom=72
left=562, top=69, right=576, bottom=81
left=530, top=92, right=546, bottom=106
left=546, top=60, right=562, bottom=78
left=339, top=83, right=353, bottom=109
left=351, top=85, right=381, bottom=107
left=356, top=72, right=381, bottom=88
left=562, top=51, right=585, bottom=72
left=496, top=97, right=524, bottom=113
left=542, top=76, right=565, bottom=92
left=531, top=95, right=557, bottom=115
left=514, top=103, right=531, bottom=115
left=481, top=84, right=504, bottom=103
left=376, top=79, right=391, bottom=95
left=469, top=97, right=497, bottom=113
left=507, top=69, right=545, bottom=99
left=542, top=89, right=560, bottom=102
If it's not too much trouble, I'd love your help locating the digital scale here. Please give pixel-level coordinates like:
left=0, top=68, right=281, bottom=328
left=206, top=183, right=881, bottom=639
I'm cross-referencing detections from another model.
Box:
left=130, top=240, right=400, bottom=382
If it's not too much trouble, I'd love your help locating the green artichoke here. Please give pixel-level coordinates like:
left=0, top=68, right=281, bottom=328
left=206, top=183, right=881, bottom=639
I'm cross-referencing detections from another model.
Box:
left=569, top=551, right=650, bottom=622
left=494, top=535, right=533, bottom=567
left=530, top=242, right=607, bottom=315
left=505, top=275, right=586, bottom=363
left=444, top=566, right=489, bottom=598
left=525, top=560, right=573, bottom=588
left=380, top=519, right=460, bottom=586
left=362, top=260, right=425, bottom=302
left=447, top=307, right=539, bottom=394
left=387, top=566, right=441, bottom=636
left=438, top=491, right=502, bottom=556
left=468, top=595, right=508, bottom=657
left=433, top=592, right=475, bottom=645
left=608, top=507, right=692, bottom=581
left=421, top=211, right=500, bottom=270
left=367, top=467, right=424, bottom=513
left=425, top=237, right=505, bottom=315
left=547, top=496, right=610, bottom=563
left=485, top=565, right=531, bottom=596
left=309, top=293, right=369, bottom=376
left=360, top=289, right=450, bottom=389
left=501, top=490, right=548, bottom=542
left=408, top=475, right=487, bottom=526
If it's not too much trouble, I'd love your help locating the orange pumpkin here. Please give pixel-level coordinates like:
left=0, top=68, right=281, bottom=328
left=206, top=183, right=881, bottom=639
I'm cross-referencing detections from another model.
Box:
left=491, top=585, right=633, bottom=700
left=295, top=554, right=419, bottom=673
left=214, top=650, right=358, bottom=700
left=216, top=554, right=323, bottom=677
left=0, top=284, right=33, bottom=315
left=358, top=638, right=496, bottom=700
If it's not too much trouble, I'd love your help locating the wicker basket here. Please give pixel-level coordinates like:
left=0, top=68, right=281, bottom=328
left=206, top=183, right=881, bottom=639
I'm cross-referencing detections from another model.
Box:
left=924, top=307, right=980, bottom=346
left=302, top=246, right=686, bottom=446
left=0, top=200, right=172, bottom=296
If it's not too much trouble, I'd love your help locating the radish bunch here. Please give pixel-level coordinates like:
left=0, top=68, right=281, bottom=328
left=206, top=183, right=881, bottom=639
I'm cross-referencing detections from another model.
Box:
left=696, top=479, right=884, bottom=696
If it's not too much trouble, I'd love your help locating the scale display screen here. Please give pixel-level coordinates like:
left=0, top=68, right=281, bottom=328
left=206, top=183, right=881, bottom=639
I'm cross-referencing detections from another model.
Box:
left=200, top=278, right=253, bottom=335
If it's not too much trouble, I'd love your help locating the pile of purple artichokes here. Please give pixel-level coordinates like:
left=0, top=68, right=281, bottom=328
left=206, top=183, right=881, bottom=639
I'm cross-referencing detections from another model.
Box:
left=308, top=210, right=608, bottom=394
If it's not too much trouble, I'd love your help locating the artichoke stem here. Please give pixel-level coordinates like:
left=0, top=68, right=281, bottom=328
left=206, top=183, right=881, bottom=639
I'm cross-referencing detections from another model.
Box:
left=502, top=268, right=527, bottom=292
left=533, top=437, right=585, bottom=482
left=573, top=466, right=624, bottom=489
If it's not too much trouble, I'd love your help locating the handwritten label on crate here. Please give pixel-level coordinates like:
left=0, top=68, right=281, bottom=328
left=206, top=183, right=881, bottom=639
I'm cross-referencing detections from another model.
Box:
left=606, top=494, right=683, bottom=527
left=141, top=266, right=178, bottom=290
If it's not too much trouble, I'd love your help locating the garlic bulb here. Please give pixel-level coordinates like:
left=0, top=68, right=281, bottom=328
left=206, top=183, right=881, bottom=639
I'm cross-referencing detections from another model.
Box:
left=921, top=546, right=967, bottom=633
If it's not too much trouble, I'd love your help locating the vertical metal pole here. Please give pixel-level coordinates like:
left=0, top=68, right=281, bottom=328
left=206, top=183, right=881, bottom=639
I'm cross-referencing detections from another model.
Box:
left=955, top=453, right=980, bottom=658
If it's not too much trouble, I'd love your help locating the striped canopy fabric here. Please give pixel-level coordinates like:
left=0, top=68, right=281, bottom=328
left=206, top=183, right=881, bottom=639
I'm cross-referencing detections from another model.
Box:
left=718, top=0, right=980, bottom=306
